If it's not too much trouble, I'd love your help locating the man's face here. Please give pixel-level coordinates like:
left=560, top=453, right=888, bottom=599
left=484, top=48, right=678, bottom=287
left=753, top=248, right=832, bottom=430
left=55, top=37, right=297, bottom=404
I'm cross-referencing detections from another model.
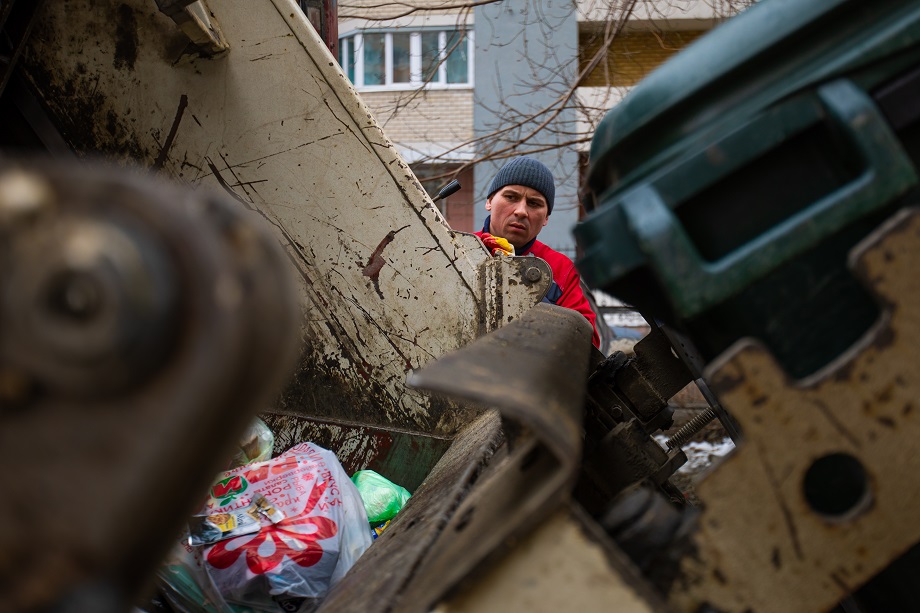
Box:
left=486, top=185, right=549, bottom=249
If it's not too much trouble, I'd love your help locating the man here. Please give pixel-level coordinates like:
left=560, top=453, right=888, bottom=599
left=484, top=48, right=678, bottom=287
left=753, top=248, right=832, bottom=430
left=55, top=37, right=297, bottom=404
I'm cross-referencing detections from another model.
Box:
left=475, top=156, right=601, bottom=349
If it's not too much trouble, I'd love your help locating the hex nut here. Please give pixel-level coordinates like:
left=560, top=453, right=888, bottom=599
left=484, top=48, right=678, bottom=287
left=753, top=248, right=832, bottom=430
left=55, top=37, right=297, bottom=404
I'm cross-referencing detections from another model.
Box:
left=0, top=170, right=54, bottom=227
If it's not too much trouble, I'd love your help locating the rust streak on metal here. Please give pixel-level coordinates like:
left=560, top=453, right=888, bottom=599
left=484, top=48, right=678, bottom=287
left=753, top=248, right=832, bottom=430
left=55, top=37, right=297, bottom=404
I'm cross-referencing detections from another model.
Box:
left=218, top=151, right=261, bottom=202
left=808, top=397, right=862, bottom=449
left=153, top=94, right=188, bottom=170
left=113, top=4, right=139, bottom=71
left=206, top=157, right=254, bottom=210
left=362, top=226, right=409, bottom=299
left=321, top=98, right=373, bottom=155
left=330, top=285, right=416, bottom=371
left=877, top=416, right=896, bottom=429
left=203, top=159, right=331, bottom=371
left=708, top=360, right=746, bottom=395
left=755, top=441, right=804, bottom=560
left=362, top=233, right=393, bottom=299
left=232, top=137, right=343, bottom=168
left=262, top=219, right=373, bottom=367
left=311, top=90, right=480, bottom=312
left=830, top=572, right=852, bottom=594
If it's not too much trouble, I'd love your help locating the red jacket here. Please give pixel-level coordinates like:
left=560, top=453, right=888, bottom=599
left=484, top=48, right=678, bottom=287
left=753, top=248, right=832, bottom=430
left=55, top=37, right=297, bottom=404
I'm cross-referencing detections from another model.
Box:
left=475, top=230, right=601, bottom=349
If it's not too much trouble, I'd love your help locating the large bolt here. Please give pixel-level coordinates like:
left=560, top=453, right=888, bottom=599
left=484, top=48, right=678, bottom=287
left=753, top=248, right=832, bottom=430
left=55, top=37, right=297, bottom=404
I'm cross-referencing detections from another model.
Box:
left=524, top=266, right=543, bottom=282
left=0, top=169, right=54, bottom=228
left=3, top=217, right=179, bottom=397
left=45, top=270, right=103, bottom=322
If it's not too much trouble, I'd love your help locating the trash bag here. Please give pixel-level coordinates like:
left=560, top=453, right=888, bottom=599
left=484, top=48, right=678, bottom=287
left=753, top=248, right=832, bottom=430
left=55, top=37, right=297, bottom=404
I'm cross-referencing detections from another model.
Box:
left=159, top=442, right=373, bottom=612
left=350, top=470, right=411, bottom=524
left=157, top=538, right=257, bottom=613
left=226, top=417, right=275, bottom=469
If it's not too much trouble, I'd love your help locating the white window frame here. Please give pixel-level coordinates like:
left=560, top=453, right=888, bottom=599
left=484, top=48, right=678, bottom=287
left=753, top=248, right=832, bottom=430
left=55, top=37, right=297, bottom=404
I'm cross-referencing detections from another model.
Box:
left=338, top=36, right=354, bottom=84
left=338, top=28, right=474, bottom=92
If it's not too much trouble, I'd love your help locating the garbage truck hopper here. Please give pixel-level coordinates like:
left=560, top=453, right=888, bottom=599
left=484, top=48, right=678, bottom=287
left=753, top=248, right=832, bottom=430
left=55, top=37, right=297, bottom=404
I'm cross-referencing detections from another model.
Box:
left=0, top=1, right=572, bottom=611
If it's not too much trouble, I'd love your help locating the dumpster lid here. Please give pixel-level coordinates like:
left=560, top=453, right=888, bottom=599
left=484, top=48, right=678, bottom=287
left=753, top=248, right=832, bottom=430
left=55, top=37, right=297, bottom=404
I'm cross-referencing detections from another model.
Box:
left=587, top=0, right=894, bottom=195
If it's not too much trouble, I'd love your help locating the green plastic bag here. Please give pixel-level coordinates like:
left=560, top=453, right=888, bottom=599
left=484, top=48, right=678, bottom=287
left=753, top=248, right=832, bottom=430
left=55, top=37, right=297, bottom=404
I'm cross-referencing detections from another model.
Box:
left=350, top=470, right=411, bottom=524
left=226, top=416, right=274, bottom=469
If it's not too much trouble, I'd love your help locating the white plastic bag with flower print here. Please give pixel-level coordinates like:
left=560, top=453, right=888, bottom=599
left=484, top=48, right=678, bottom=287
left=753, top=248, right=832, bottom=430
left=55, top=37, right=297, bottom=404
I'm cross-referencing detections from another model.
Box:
left=195, top=442, right=373, bottom=611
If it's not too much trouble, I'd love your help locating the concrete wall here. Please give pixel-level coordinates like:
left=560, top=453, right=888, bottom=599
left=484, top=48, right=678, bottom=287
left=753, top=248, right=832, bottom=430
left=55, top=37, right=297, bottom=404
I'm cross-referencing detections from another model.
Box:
left=473, top=0, right=581, bottom=259
left=361, top=89, right=474, bottom=162
left=579, top=27, right=707, bottom=87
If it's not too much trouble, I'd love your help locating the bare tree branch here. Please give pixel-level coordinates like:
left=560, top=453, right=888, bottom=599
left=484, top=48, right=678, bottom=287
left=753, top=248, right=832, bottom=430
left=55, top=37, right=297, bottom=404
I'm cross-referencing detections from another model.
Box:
left=340, top=0, right=499, bottom=21
left=345, top=0, right=757, bottom=182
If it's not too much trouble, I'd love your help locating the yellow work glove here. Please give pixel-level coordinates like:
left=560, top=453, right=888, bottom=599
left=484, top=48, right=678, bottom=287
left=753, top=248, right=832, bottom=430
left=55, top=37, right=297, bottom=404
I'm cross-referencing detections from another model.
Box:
left=480, top=233, right=515, bottom=257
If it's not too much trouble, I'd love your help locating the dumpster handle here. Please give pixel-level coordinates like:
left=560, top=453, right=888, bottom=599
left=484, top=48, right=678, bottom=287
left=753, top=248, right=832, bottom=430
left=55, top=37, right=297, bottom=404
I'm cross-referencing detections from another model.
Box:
left=619, top=78, right=918, bottom=319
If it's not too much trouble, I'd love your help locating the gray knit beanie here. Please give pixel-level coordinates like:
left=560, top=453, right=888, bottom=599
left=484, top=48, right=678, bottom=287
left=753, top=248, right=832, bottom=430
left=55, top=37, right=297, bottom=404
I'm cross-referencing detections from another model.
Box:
left=487, top=156, right=555, bottom=214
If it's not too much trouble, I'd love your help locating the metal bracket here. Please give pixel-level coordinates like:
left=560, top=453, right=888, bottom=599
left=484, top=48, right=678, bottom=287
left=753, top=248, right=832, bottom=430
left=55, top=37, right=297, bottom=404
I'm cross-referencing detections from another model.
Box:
left=671, top=207, right=920, bottom=612
left=479, top=255, right=552, bottom=334
left=155, top=0, right=229, bottom=56
left=405, top=304, right=594, bottom=610
left=0, top=160, right=299, bottom=611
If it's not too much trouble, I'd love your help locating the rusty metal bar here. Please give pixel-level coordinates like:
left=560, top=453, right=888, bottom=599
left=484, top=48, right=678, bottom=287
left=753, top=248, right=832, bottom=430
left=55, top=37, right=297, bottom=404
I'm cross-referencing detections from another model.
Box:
left=395, top=303, right=594, bottom=611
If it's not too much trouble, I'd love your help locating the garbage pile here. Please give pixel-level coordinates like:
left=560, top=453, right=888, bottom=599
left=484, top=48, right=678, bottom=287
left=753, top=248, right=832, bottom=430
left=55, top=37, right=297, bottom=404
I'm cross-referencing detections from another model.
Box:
left=155, top=419, right=412, bottom=612
left=351, top=469, right=411, bottom=539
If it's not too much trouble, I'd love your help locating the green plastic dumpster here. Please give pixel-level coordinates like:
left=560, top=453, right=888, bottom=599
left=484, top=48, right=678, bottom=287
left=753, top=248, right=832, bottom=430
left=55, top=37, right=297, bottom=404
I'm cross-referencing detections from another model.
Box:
left=576, top=0, right=920, bottom=378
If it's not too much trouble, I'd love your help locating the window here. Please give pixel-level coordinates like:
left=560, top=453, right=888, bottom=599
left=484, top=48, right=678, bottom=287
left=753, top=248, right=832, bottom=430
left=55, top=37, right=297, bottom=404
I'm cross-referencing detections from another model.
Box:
left=338, top=29, right=473, bottom=90
left=363, top=33, right=385, bottom=86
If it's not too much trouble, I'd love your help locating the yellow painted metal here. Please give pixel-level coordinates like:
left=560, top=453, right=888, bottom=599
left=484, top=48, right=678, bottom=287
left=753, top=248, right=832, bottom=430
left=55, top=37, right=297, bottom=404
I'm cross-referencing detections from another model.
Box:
left=436, top=506, right=667, bottom=613
left=671, top=207, right=920, bottom=612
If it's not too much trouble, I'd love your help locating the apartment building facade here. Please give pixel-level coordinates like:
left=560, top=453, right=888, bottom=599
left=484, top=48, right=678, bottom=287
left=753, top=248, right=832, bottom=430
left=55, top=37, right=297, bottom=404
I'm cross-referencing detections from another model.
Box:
left=335, top=0, right=751, bottom=255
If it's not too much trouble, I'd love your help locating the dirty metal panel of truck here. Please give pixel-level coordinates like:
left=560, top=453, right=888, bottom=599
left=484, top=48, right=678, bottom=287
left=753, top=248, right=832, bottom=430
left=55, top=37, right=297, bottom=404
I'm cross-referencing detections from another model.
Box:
left=436, top=505, right=669, bottom=613
left=318, top=410, right=505, bottom=613
left=670, top=207, right=920, bottom=613
left=19, top=0, right=539, bottom=440
left=259, top=412, right=452, bottom=492
left=0, top=160, right=300, bottom=613
left=396, top=304, right=598, bottom=611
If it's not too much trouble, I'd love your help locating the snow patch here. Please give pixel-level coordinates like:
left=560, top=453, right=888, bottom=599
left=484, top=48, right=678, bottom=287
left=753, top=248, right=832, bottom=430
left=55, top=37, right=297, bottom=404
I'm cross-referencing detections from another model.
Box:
left=655, top=435, right=735, bottom=475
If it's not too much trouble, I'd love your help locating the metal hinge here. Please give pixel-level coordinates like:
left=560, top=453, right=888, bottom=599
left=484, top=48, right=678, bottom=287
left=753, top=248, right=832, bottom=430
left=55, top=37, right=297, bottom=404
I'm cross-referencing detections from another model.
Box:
left=155, top=0, right=229, bottom=57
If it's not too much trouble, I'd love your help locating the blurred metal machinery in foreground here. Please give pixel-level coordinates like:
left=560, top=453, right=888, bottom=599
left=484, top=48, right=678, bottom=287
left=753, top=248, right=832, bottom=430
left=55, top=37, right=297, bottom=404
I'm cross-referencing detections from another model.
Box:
left=0, top=159, right=300, bottom=613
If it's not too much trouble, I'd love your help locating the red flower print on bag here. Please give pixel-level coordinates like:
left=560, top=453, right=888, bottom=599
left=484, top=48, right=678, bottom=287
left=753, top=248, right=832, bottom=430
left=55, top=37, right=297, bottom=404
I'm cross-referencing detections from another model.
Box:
left=206, top=480, right=338, bottom=574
